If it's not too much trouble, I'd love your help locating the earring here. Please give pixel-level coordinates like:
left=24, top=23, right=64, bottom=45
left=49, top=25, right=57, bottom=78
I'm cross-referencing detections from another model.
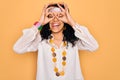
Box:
left=49, top=28, right=51, bottom=31
left=63, top=27, right=66, bottom=30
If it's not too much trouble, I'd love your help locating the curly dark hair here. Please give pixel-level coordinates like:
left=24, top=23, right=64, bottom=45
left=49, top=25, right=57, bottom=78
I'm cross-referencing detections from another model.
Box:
left=40, top=3, right=79, bottom=46
left=40, top=23, right=79, bottom=47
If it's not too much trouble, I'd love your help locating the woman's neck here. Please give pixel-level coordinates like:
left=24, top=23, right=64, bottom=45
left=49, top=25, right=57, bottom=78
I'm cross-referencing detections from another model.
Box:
left=52, top=32, right=63, bottom=41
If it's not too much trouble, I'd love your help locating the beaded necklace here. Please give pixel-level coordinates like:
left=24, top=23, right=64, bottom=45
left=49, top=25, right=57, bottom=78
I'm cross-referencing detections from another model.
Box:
left=49, top=38, right=67, bottom=77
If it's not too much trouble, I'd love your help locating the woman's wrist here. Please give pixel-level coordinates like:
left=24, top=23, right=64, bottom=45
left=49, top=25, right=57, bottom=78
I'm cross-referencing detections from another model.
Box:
left=69, top=20, right=76, bottom=27
left=33, top=21, right=43, bottom=30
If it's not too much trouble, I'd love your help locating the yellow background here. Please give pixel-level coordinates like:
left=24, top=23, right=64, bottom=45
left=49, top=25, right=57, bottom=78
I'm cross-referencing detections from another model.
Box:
left=0, top=0, right=120, bottom=80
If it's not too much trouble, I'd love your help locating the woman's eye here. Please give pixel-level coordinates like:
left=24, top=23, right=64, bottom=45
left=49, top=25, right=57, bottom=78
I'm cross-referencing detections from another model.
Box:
left=47, top=14, right=53, bottom=18
left=58, top=14, right=64, bottom=18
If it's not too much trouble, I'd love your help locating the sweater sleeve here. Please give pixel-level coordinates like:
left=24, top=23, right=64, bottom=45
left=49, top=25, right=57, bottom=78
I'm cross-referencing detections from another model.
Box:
left=13, top=26, right=41, bottom=54
left=73, top=23, right=99, bottom=52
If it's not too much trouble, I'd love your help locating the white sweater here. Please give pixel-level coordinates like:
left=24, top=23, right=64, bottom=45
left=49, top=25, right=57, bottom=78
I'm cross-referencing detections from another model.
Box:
left=13, top=23, right=99, bottom=80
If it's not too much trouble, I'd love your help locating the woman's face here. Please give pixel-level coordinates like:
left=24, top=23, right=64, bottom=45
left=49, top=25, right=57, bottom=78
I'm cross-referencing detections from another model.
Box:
left=46, top=7, right=65, bottom=33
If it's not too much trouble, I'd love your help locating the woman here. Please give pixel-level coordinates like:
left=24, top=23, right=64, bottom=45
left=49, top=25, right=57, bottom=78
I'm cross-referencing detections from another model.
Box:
left=13, top=3, right=99, bottom=80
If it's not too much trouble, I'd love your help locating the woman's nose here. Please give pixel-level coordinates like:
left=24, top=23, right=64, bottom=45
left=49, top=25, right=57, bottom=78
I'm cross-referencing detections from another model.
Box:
left=53, top=16, right=59, bottom=21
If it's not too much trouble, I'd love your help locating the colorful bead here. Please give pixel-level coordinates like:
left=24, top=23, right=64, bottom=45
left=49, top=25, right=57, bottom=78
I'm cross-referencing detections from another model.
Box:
left=56, top=72, right=60, bottom=76
left=60, top=71, right=65, bottom=76
left=52, top=58, right=57, bottom=62
left=51, top=47, right=55, bottom=52
left=63, top=41, right=67, bottom=46
left=62, top=51, right=66, bottom=56
left=62, top=61, right=66, bottom=66
left=52, top=53, right=56, bottom=57
left=62, top=56, right=66, bottom=61
left=54, top=67, right=58, bottom=72
left=49, top=39, right=53, bottom=44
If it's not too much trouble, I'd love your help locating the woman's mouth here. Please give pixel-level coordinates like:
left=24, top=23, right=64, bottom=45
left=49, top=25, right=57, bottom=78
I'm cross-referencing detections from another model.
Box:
left=52, top=23, right=60, bottom=27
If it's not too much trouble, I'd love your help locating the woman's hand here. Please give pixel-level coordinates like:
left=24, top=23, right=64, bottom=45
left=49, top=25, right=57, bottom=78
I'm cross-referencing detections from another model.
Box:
left=57, top=3, right=76, bottom=27
left=38, top=4, right=46, bottom=25
left=39, top=4, right=53, bottom=25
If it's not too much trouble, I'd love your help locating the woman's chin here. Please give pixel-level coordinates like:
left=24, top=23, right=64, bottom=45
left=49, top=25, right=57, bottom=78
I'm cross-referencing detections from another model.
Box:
left=51, top=29, right=63, bottom=34
left=52, top=31, right=60, bottom=33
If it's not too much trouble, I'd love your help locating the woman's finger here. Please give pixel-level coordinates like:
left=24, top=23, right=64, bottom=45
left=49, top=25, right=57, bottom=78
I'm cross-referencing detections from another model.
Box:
left=57, top=3, right=65, bottom=12
left=41, top=4, right=48, bottom=15
left=64, top=3, right=69, bottom=13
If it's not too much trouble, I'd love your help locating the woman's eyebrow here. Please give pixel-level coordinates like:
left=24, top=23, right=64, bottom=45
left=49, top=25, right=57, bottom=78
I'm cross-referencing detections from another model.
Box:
left=47, top=7, right=54, bottom=12
left=48, top=8, right=52, bottom=12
